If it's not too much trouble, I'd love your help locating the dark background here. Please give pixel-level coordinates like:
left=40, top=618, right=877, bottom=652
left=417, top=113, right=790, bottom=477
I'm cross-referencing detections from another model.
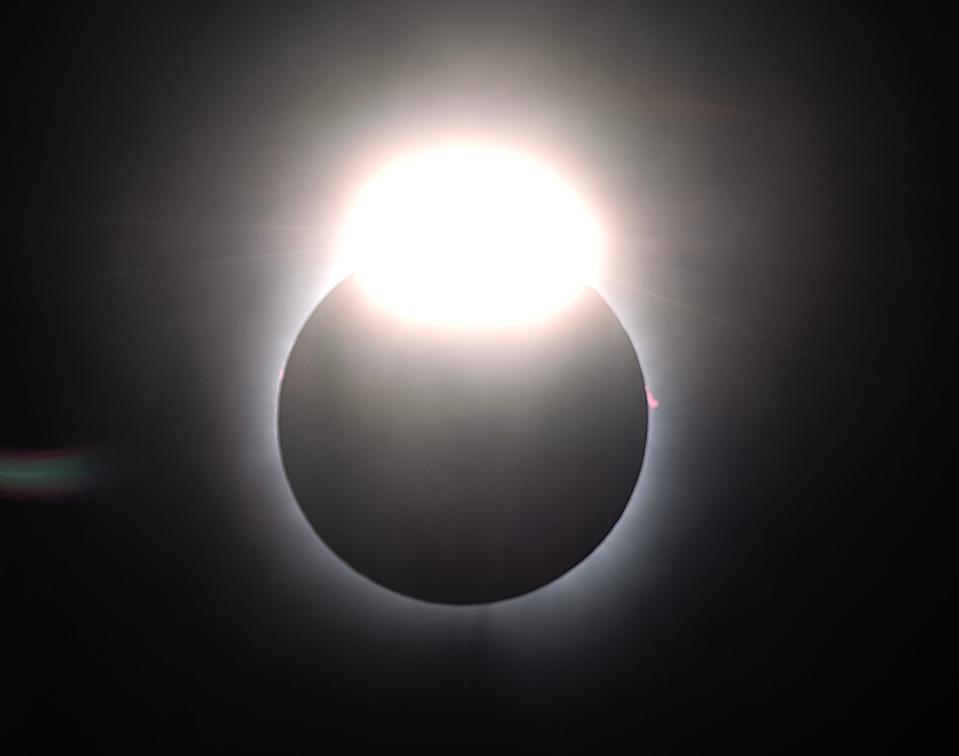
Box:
left=2, top=2, right=945, bottom=752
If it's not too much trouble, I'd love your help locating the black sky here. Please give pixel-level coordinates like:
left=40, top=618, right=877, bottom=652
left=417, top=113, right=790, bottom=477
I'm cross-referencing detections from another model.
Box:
left=2, top=2, right=945, bottom=752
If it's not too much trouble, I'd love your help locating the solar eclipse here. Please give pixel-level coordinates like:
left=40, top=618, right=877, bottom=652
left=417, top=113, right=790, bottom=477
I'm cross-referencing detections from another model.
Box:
left=278, top=145, right=647, bottom=603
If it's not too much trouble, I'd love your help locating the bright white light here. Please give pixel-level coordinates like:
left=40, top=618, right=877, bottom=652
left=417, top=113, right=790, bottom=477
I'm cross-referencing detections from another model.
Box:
left=338, top=144, right=602, bottom=326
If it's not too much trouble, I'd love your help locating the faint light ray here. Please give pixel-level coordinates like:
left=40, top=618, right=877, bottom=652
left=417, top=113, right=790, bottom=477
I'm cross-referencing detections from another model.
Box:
left=30, top=247, right=323, bottom=286
left=48, top=218, right=325, bottom=231
left=601, top=271, right=862, bottom=377
left=1, top=446, right=108, bottom=500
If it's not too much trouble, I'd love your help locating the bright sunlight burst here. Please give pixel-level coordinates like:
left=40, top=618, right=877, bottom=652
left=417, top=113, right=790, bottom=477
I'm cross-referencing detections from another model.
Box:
left=338, top=144, right=602, bottom=326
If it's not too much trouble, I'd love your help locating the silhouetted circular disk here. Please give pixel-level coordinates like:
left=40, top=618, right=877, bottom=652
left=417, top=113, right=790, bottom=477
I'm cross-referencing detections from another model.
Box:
left=278, top=276, right=647, bottom=603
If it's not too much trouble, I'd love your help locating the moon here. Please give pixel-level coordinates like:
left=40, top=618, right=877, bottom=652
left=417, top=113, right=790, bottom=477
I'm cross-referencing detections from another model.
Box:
left=278, top=276, right=647, bottom=604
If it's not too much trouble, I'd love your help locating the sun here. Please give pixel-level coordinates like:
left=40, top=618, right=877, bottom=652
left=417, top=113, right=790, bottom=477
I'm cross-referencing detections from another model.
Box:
left=337, top=144, right=602, bottom=327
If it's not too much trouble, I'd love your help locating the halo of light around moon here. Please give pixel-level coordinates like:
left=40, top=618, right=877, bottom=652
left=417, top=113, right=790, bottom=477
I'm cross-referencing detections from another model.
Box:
left=278, top=145, right=645, bottom=603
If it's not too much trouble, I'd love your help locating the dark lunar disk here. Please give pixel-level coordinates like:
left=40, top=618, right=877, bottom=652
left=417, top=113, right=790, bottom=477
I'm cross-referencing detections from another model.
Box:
left=278, top=275, right=648, bottom=603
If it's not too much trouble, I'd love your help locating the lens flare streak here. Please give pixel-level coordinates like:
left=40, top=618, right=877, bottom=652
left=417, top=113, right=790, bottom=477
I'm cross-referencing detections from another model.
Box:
left=1, top=447, right=107, bottom=500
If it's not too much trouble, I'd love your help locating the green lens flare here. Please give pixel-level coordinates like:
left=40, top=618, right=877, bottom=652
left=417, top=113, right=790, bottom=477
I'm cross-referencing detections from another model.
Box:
left=0, top=448, right=106, bottom=499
